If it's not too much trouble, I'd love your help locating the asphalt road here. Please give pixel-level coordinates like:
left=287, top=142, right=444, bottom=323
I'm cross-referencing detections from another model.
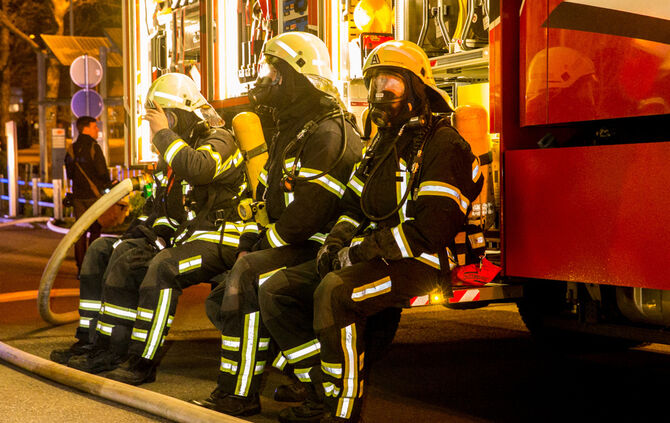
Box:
left=2, top=222, right=670, bottom=423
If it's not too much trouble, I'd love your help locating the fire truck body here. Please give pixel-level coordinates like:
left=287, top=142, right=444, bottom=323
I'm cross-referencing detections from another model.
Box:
left=122, top=0, right=670, bottom=343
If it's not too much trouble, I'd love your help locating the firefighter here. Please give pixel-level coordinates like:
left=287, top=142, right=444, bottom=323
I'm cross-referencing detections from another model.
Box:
left=64, top=157, right=188, bottom=372
left=259, top=40, right=484, bottom=423
left=50, top=155, right=182, bottom=365
left=190, top=32, right=363, bottom=417
left=70, top=72, right=248, bottom=382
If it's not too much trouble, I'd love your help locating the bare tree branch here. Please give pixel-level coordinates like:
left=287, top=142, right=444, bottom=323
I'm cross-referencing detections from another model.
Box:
left=0, top=8, right=42, bottom=51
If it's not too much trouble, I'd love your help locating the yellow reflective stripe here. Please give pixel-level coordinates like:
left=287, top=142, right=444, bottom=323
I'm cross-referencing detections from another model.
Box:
left=243, top=221, right=260, bottom=233
left=337, top=324, right=358, bottom=419
left=472, top=157, right=482, bottom=182
left=397, top=160, right=409, bottom=221
left=285, top=339, right=321, bottom=364
left=178, top=255, right=202, bottom=274
left=447, top=247, right=457, bottom=270
left=336, top=215, right=360, bottom=228
left=153, top=216, right=177, bottom=229
left=142, top=288, right=172, bottom=360
left=235, top=312, right=260, bottom=396
left=392, top=225, right=413, bottom=258
left=222, top=335, right=241, bottom=351
left=323, top=382, right=341, bottom=397
left=164, top=139, right=188, bottom=165
left=220, top=357, right=238, bottom=375
left=131, top=328, right=148, bottom=341
left=79, top=300, right=101, bottom=312
left=294, top=367, right=312, bottom=382
left=196, top=144, right=223, bottom=177
left=284, top=191, right=295, bottom=207
left=321, top=361, right=342, bottom=378
left=350, top=236, right=364, bottom=247
left=254, top=361, right=266, bottom=375
left=258, top=338, right=270, bottom=351
left=258, top=267, right=285, bottom=287
left=185, top=231, right=240, bottom=246
left=137, top=307, right=154, bottom=321
left=96, top=321, right=113, bottom=336
left=266, top=224, right=288, bottom=248
left=273, top=352, right=288, bottom=371
left=417, top=181, right=469, bottom=215
left=103, top=303, right=137, bottom=321
left=347, top=175, right=364, bottom=197
left=415, top=253, right=441, bottom=270
left=258, top=169, right=268, bottom=187
left=308, top=232, right=327, bottom=244
left=351, top=276, right=392, bottom=302
left=299, top=167, right=346, bottom=198
left=79, top=317, right=92, bottom=328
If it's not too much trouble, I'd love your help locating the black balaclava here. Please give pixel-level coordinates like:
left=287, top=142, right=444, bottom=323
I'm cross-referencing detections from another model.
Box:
left=248, top=56, right=324, bottom=128
left=165, top=108, right=201, bottom=144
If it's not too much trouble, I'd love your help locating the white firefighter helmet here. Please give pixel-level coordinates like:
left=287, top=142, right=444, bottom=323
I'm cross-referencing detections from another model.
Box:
left=363, top=40, right=454, bottom=113
left=262, top=31, right=341, bottom=101
left=146, top=72, right=224, bottom=127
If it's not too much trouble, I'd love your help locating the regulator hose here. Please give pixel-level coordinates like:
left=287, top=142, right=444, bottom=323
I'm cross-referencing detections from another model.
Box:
left=38, top=178, right=135, bottom=325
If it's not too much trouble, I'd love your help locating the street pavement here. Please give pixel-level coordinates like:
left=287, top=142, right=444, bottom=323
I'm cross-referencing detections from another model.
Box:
left=5, top=221, right=670, bottom=423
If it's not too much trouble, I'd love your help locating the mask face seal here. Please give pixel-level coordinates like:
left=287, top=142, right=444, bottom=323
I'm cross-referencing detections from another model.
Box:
left=367, top=71, right=409, bottom=128
left=248, top=56, right=283, bottom=112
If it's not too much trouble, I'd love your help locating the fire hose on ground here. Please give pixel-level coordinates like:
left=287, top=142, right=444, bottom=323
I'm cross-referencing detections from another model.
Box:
left=0, top=178, right=247, bottom=422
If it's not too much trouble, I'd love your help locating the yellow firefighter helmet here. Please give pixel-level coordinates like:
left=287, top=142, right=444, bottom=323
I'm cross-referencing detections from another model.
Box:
left=363, top=40, right=454, bottom=113
left=262, top=31, right=340, bottom=101
left=146, top=72, right=224, bottom=127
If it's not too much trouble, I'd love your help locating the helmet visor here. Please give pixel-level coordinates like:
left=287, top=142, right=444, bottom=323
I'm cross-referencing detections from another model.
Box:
left=367, top=72, right=406, bottom=105
left=257, top=56, right=281, bottom=83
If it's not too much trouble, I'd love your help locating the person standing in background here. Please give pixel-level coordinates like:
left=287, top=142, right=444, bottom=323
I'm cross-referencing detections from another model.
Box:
left=65, top=116, right=111, bottom=276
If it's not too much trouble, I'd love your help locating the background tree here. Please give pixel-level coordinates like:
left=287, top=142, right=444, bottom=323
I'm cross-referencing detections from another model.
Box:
left=0, top=0, right=120, bottom=176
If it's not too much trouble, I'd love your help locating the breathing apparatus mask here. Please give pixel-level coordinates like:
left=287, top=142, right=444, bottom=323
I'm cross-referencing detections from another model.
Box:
left=367, top=69, right=421, bottom=129
left=248, top=55, right=284, bottom=114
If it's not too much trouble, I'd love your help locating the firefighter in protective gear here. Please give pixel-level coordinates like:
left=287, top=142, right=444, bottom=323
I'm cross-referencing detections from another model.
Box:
left=70, top=73, right=249, bottom=384
left=64, top=157, right=189, bottom=372
left=51, top=161, right=185, bottom=366
left=190, top=32, right=362, bottom=417
left=258, top=39, right=483, bottom=423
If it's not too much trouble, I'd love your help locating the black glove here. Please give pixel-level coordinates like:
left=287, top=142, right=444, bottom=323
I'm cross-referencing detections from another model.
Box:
left=316, top=243, right=342, bottom=279
left=137, top=225, right=166, bottom=251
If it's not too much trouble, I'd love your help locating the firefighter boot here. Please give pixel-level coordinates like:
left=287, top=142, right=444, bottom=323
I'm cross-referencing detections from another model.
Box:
left=190, top=386, right=261, bottom=417
left=278, top=383, right=326, bottom=423
left=50, top=339, right=93, bottom=364
left=68, top=346, right=127, bottom=374
left=104, top=354, right=157, bottom=385
left=274, top=378, right=309, bottom=402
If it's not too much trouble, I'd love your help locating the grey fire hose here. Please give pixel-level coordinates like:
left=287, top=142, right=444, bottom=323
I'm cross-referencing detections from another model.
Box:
left=38, top=178, right=135, bottom=325
left=0, top=177, right=249, bottom=422
left=0, top=341, right=246, bottom=423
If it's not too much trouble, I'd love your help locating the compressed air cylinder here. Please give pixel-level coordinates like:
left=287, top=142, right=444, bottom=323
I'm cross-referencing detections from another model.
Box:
left=453, top=104, right=493, bottom=227
left=232, top=112, right=269, bottom=200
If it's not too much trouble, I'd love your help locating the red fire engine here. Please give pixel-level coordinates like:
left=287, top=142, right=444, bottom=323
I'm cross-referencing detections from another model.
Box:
left=123, top=0, right=670, bottom=345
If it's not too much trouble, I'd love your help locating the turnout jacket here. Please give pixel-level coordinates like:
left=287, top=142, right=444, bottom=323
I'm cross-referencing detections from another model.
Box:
left=122, top=158, right=188, bottom=246
left=239, top=105, right=363, bottom=253
left=150, top=127, right=247, bottom=246
left=326, top=120, right=484, bottom=271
